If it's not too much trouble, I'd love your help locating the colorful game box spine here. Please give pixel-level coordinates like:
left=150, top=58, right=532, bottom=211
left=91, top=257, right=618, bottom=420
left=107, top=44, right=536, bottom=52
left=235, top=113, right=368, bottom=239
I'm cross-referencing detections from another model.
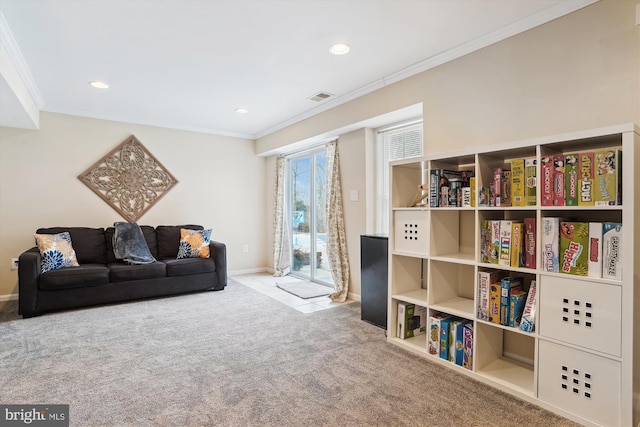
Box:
left=510, top=222, right=524, bottom=268
left=595, top=149, right=622, bottom=206
left=578, top=151, right=594, bottom=206
left=509, top=290, right=527, bottom=327
left=491, top=220, right=501, bottom=264
left=498, top=220, right=512, bottom=267
left=525, top=158, right=537, bottom=206
left=477, top=270, right=507, bottom=321
left=524, top=217, right=536, bottom=269
left=489, top=283, right=501, bottom=324
left=560, top=222, right=588, bottom=276
left=511, top=159, right=525, bottom=207
left=470, top=177, right=476, bottom=207
left=493, top=167, right=502, bottom=207
left=500, top=277, right=523, bottom=326
left=428, top=313, right=450, bottom=355
left=453, top=320, right=470, bottom=366
left=501, top=170, right=512, bottom=207
left=430, top=169, right=441, bottom=207
left=588, top=222, right=602, bottom=278
left=439, top=317, right=453, bottom=360
left=542, top=217, right=561, bottom=272
left=480, top=220, right=491, bottom=264
left=553, top=155, right=565, bottom=206
left=462, top=324, right=473, bottom=370
left=602, top=222, right=622, bottom=280
left=564, top=153, right=579, bottom=206
left=519, top=280, right=537, bottom=333
left=541, top=156, right=553, bottom=206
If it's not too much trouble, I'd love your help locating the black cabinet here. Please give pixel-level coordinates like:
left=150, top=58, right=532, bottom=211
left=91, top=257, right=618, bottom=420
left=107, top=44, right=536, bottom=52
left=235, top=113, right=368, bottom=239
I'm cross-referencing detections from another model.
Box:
left=360, top=234, right=388, bottom=329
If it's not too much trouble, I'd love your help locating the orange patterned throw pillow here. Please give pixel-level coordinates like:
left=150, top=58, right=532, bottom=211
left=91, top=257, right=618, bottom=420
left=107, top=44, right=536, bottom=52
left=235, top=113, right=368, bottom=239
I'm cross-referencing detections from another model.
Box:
left=177, top=228, right=212, bottom=259
left=34, top=232, right=80, bottom=272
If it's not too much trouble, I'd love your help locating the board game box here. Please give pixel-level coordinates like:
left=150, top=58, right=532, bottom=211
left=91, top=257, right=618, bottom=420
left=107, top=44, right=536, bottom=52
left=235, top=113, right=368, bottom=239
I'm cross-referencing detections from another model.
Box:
left=511, top=159, right=525, bottom=207
left=559, top=222, right=588, bottom=276
left=541, top=156, right=554, bottom=206
left=553, top=155, right=565, bottom=206
left=602, top=222, right=622, bottom=280
left=588, top=222, right=602, bottom=278
left=542, top=217, right=561, bottom=273
left=595, top=149, right=622, bottom=206
left=565, top=153, right=579, bottom=206
left=524, top=217, right=536, bottom=269
left=500, top=277, right=523, bottom=326
left=519, top=280, right=537, bottom=333
left=510, top=222, right=524, bottom=268
left=525, top=158, right=537, bottom=206
left=578, top=151, right=594, bottom=206
left=397, top=302, right=427, bottom=339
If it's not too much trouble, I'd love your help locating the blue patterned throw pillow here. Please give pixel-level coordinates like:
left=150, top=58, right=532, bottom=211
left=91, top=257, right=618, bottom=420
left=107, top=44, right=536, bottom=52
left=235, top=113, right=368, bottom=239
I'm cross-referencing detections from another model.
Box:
left=34, top=232, right=80, bottom=273
left=177, top=228, right=212, bottom=259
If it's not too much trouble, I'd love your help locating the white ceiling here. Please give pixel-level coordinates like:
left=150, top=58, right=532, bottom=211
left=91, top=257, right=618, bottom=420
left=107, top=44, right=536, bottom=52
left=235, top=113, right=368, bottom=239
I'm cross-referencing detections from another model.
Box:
left=0, top=0, right=595, bottom=139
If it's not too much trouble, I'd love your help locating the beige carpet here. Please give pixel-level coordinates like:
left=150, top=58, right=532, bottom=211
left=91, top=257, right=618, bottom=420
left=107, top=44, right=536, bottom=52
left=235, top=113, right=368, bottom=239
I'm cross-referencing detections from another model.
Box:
left=0, top=280, right=579, bottom=426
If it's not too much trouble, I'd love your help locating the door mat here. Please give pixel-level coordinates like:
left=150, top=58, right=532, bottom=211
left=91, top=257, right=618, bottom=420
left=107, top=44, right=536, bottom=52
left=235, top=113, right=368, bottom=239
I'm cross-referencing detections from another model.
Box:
left=276, top=281, right=331, bottom=299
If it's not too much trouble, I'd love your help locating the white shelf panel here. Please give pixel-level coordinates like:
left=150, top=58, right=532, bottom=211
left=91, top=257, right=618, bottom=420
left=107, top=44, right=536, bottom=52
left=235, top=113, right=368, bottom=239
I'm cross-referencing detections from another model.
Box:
left=392, top=289, right=428, bottom=306
left=476, top=356, right=535, bottom=396
left=392, top=250, right=427, bottom=259
left=430, top=297, right=474, bottom=319
left=477, top=262, right=537, bottom=274
left=388, top=335, right=428, bottom=356
left=430, top=252, right=475, bottom=265
left=475, top=318, right=537, bottom=337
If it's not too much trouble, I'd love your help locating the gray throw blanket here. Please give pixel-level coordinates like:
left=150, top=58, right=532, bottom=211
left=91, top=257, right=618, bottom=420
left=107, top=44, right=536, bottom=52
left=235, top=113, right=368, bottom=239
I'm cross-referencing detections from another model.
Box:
left=113, top=222, right=156, bottom=265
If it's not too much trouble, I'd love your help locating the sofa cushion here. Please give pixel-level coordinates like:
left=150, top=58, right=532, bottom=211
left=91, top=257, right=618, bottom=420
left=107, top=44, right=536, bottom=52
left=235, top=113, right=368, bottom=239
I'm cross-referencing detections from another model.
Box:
left=39, top=264, right=110, bottom=290
left=34, top=232, right=80, bottom=273
left=108, top=261, right=167, bottom=283
left=177, top=228, right=212, bottom=259
left=163, top=257, right=215, bottom=277
left=156, top=225, right=203, bottom=259
left=36, top=227, right=107, bottom=264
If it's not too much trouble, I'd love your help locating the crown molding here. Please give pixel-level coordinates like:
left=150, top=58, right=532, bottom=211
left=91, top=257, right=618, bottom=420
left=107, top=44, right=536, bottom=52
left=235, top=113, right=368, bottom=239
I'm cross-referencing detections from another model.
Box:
left=0, top=11, right=44, bottom=109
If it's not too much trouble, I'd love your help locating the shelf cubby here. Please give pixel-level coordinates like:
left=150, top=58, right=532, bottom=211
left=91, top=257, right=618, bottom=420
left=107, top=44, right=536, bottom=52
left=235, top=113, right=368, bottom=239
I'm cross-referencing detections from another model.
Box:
left=475, top=323, right=535, bottom=396
left=430, top=209, right=475, bottom=263
left=391, top=160, right=427, bottom=209
left=428, top=260, right=474, bottom=319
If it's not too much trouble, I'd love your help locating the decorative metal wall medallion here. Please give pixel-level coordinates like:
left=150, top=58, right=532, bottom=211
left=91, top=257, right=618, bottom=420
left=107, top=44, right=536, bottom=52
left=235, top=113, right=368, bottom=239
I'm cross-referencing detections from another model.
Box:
left=78, top=135, right=178, bottom=222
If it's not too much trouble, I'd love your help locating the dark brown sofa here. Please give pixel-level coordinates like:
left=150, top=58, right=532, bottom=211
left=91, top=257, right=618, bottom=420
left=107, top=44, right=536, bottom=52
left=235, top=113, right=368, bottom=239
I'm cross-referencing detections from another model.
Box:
left=18, top=225, right=226, bottom=318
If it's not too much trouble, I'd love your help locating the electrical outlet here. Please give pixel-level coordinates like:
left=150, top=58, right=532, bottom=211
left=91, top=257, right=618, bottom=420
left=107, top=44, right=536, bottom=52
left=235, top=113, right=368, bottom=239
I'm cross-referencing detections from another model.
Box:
left=11, top=258, right=19, bottom=270
left=242, top=244, right=249, bottom=253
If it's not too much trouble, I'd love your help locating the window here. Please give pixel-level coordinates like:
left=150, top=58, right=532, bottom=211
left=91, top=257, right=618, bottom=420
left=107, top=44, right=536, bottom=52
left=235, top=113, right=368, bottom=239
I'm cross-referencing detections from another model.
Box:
left=376, top=120, right=423, bottom=234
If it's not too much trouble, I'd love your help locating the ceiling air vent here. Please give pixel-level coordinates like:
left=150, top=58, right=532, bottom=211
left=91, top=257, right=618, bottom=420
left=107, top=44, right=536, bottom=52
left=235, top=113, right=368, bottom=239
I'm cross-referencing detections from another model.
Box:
left=308, top=91, right=333, bottom=102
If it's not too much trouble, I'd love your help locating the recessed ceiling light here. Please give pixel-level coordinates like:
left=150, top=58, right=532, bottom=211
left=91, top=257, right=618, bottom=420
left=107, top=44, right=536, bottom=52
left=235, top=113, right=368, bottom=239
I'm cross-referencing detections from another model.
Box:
left=235, top=108, right=249, bottom=114
left=89, top=81, right=109, bottom=89
left=329, top=43, right=350, bottom=55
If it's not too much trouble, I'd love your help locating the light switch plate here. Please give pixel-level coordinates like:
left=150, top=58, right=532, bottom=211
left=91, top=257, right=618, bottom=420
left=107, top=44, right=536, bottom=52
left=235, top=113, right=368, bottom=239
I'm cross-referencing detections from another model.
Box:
left=350, top=190, right=359, bottom=201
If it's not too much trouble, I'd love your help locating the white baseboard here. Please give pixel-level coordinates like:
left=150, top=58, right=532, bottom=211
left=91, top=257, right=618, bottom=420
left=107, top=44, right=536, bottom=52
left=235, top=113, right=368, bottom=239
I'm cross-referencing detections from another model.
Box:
left=347, top=291, right=361, bottom=302
left=0, top=293, right=18, bottom=302
left=228, top=267, right=270, bottom=276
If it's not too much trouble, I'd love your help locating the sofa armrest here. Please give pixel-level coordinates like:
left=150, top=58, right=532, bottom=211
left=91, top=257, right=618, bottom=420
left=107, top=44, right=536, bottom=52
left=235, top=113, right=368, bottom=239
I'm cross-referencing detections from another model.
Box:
left=19, top=247, right=41, bottom=317
left=209, top=240, right=227, bottom=289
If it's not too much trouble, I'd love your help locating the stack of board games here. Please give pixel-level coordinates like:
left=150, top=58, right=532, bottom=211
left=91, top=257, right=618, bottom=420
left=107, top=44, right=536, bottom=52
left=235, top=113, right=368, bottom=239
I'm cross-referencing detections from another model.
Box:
left=479, top=219, right=534, bottom=269
left=477, top=270, right=508, bottom=321
left=540, top=149, right=621, bottom=207
left=429, top=312, right=473, bottom=370
left=542, top=219, right=621, bottom=278
left=429, top=169, right=474, bottom=207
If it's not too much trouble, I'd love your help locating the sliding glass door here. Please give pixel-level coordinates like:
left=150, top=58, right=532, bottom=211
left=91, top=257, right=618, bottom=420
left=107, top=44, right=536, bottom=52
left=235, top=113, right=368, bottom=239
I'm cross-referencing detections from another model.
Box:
left=288, top=148, right=333, bottom=285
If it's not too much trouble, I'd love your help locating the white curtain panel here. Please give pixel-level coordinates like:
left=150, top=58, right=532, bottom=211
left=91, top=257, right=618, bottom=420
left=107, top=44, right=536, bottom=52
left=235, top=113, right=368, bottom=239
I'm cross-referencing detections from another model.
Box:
left=272, top=156, right=291, bottom=276
left=327, top=140, right=350, bottom=302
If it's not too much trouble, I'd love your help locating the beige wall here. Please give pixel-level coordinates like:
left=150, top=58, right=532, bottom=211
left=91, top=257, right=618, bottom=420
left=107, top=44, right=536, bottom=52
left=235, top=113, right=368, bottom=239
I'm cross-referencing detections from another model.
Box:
left=0, top=112, right=267, bottom=297
left=258, top=0, right=639, bottom=298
